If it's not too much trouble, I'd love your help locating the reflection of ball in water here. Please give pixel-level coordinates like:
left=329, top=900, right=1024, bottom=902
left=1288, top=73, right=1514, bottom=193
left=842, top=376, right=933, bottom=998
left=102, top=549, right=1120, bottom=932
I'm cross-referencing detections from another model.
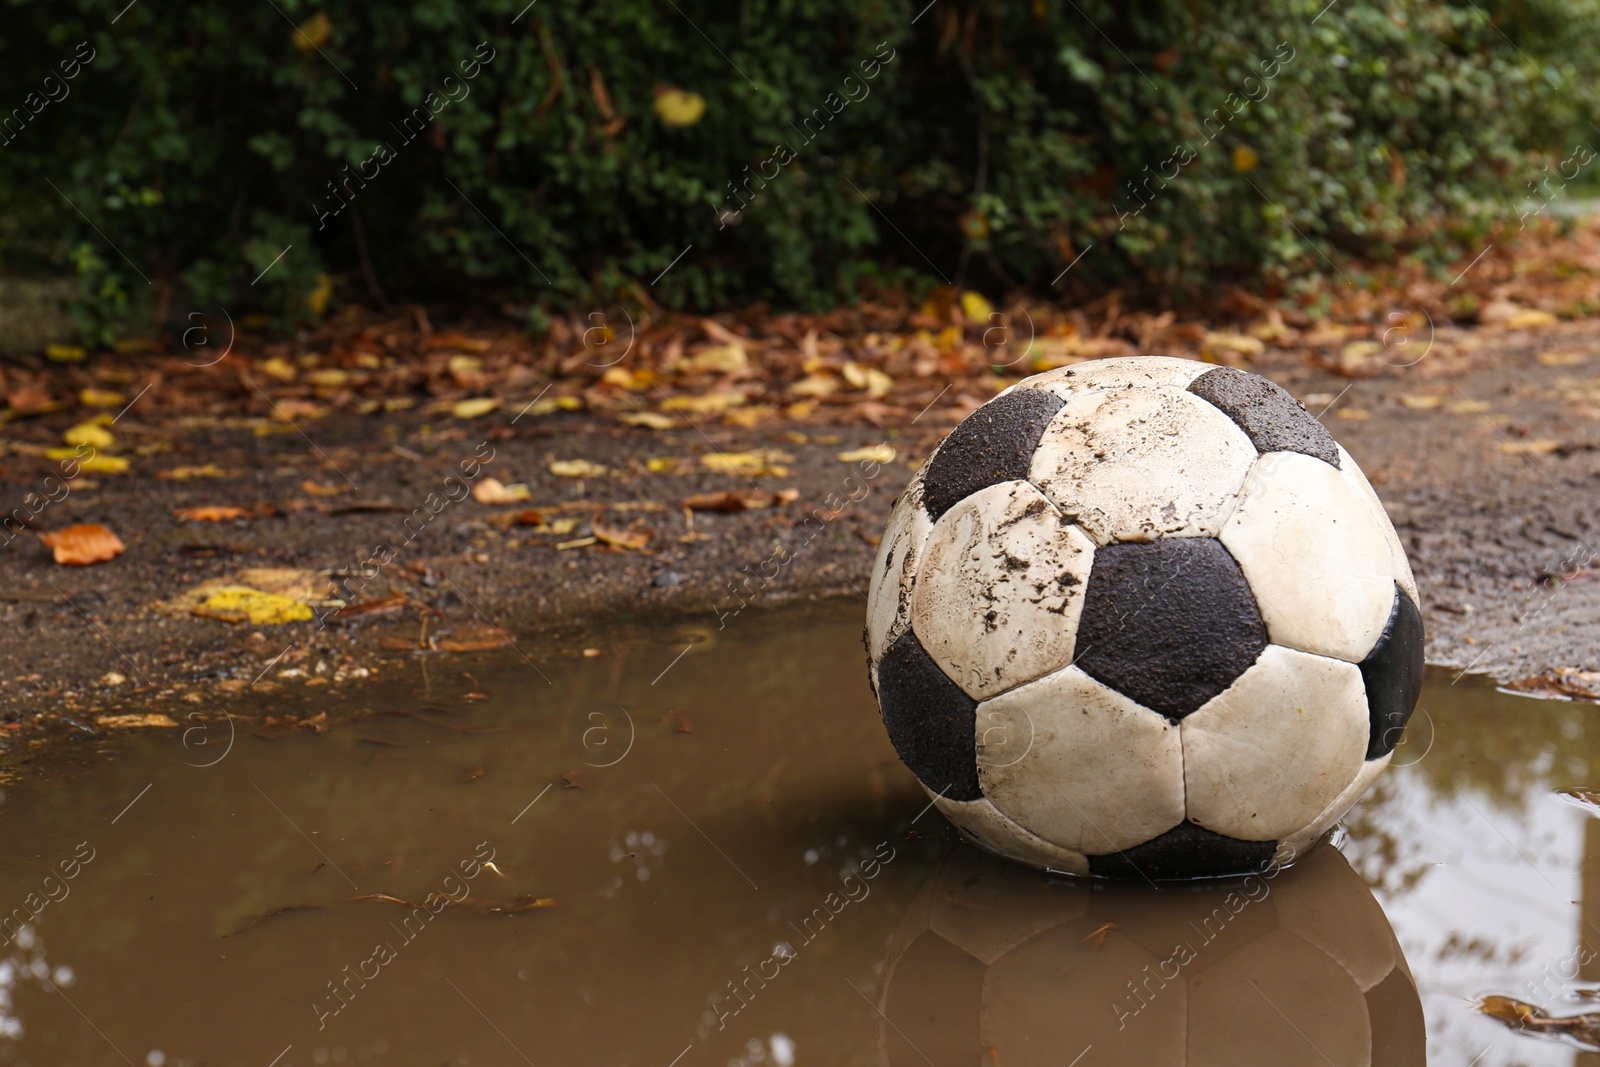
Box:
left=877, top=842, right=1423, bottom=1067
left=865, top=357, right=1425, bottom=878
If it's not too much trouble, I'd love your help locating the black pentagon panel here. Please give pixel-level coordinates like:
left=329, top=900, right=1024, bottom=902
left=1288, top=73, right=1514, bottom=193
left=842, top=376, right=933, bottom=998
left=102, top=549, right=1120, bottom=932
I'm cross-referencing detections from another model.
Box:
left=1188, top=366, right=1341, bottom=468
left=1086, top=821, right=1277, bottom=881
left=877, top=630, right=982, bottom=801
left=1361, top=584, right=1425, bottom=759
left=1074, top=538, right=1269, bottom=721
left=922, top=388, right=1066, bottom=521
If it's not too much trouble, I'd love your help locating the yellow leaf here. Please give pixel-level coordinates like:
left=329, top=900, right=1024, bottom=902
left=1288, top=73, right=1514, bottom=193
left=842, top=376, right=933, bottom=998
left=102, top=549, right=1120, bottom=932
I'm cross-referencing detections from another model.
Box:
left=304, top=367, right=347, bottom=388
left=701, top=450, right=791, bottom=477
left=838, top=444, right=896, bottom=464
left=79, top=388, right=126, bottom=408
left=660, top=391, right=745, bottom=413
left=520, top=395, right=582, bottom=417
left=96, top=714, right=180, bottom=729
left=45, top=343, right=86, bottom=363
left=687, top=344, right=748, bottom=374
left=1201, top=332, right=1265, bottom=361
left=159, top=463, right=227, bottom=480
left=196, top=586, right=313, bottom=625
left=452, top=397, right=501, bottom=419
left=549, top=458, right=611, bottom=478
left=64, top=421, right=115, bottom=449
left=448, top=355, right=483, bottom=375
left=1231, top=145, right=1259, bottom=172
left=261, top=356, right=298, bottom=381
left=601, top=367, right=656, bottom=391
left=47, top=448, right=129, bottom=472
left=1508, top=309, right=1557, bottom=329
left=294, top=11, right=332, bottom=52
left=1538, top=348, right=1588, bottom=366
left=307, top=273, right=333, bottom=315
left=788, top=372, right=840, bottom=397
left=959, top=291, right=994, bottom=322
left=653, top=88, right=706, bottom=126
left=618, top=411, right=677, bottom=429
left=1334, top=408, right=1371, bottom=421
left=1500, top=439, right=1563, bottom=455
left=841, top=362, right=893, bottom=398
left=1398, top=394, right=1443, bottom=410
left=471, top=477, right=531, bottom=504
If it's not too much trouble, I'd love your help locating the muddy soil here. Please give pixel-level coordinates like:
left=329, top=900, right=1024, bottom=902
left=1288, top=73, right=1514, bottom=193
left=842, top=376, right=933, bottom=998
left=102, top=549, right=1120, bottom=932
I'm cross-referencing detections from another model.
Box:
left=4, top=324, right=1600, bottom=739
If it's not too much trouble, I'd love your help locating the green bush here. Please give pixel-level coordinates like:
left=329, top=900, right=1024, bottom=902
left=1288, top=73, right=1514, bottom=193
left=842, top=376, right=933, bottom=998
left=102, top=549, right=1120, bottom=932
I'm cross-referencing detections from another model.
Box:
left=1, top=0, right=1597, bottom=340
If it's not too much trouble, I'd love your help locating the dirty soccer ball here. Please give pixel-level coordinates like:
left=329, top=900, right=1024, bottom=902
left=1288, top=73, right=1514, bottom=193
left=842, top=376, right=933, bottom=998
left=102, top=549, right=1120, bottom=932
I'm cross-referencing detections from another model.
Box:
left=877, top=843, right=1424, bottom=1067
left=864, top=356, right=1424, bottom=878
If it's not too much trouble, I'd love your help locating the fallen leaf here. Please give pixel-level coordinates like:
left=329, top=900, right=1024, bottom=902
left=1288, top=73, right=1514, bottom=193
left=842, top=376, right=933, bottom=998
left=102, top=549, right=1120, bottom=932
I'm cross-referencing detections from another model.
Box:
left=452, top=397, right=501, bottom=419
left=1334, top=408, right=1371, bottom=421
left=701, top=450, right=791, bottom=476
left=788, top=372, right=840, bottom=397
left=1201, top=332, right=1265, bottom=363
left=1231, top=145, right=1259, bottom=172
left=1508, top=309, right=1558, bottom=329
left=174, top=506, right=249, bottom=522
left=1398, top=394, right=1444, bottom=410
left=837, top=443, right=895, bottom=464
left=96, top=714, right=178, bottom=729
left=436, top=627, right=512, bottom=652
left=1538, top=348, right=1589, bottom=366
left=159, top=464, right=228, bottom=480
left=681, top=488, right=797, bottom=512
left=193, top=587, right=313, bottom=625
left=686, top=344, right=748, bottom=374
left=592, top=517, right=653, bottom=550
left=1499, top=439, right=1562, bottom=455
left=261, top=356, right=298, bottom=381
left=841, top=362, right=893, bottom=398
left=326, top=591, right=407, bottom=622
left=7, top=387, right=63, bottom=415
left=45, top=343, right=86, bottom=363
left=959, top=291, right=994, bottom=322
left=44, top=449, right=129, bottom=473
left=40, top=524, right=125, bottom=565
left=79, top=388, right=126, bottom=408
left=548, top=459, right=611, bottom=478
left=618, top=411, right=677, bottom=429
left=660, top=390, right=746, bottom=413
left=555, top=536, right=598, bottom=551
left=472, top=477, right=532, bottom=504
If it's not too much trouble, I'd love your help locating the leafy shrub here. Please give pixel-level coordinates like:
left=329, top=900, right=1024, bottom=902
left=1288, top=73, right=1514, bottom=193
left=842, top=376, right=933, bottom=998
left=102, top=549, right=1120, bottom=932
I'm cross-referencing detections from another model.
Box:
left=1, top=0, right=1596, bottom=339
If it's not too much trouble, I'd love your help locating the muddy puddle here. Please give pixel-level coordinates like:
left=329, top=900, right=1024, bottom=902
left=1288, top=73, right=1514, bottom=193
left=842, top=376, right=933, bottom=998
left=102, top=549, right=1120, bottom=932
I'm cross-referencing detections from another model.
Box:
left=0, top=602, right=1598, bottom=1066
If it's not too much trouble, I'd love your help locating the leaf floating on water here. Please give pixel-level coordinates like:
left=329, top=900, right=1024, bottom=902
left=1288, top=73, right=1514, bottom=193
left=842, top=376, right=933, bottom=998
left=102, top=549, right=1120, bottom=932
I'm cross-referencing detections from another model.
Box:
left=1557, top=788, right=1600, bottom=814
left=40, top=523, right=126, bottom=565
left=1476, top=994, right=1600, bottom=1049
left=482, top=861, right=505, bottom=878
left=487, top=895, right=558, bottom=914
left=435, top=626, right=512, bottom=653
left=1081, top=921, right=1116, bottom=950
left=95, top=714, right=178, bottom=729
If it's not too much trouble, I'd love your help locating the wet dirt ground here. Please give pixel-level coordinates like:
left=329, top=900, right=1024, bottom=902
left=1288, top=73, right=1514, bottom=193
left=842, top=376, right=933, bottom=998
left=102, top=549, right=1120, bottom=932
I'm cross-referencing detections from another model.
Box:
left=0, top=602, right=1595, bottom=1066
left=5, top=323, right=1600, bottom=740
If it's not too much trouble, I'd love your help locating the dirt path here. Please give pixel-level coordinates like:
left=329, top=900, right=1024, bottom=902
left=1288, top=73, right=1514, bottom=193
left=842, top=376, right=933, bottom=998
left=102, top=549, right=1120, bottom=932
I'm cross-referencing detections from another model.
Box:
left=4, top=322, right=1600, bottom=740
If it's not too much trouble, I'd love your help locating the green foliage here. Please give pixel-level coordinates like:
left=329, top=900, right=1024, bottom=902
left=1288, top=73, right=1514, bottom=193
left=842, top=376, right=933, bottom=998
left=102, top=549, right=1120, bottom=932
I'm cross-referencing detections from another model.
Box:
left=1, top=0, right=1597, bottom=338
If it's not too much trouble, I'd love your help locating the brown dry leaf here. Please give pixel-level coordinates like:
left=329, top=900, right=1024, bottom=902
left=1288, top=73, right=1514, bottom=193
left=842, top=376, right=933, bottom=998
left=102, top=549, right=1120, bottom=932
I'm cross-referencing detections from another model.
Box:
left=96, top=714, right=179, bottom=729
left=40, top=523, right=126, bottom=565
left=301, top=479, right=343, bottom=497
left=686, top=344, right=748, bottom=374
left=327, top=591, right=408, bottom=622
left=681, top=488, right=797, bottom=513
left=1334, top=408, right=1371, bottom=421
left=436, top=627, right=512, bottom=652
left=486, top=895, right=559, bottom=914
left=1081, top=921, right=1116, bottom=950
left=174, top=505, right=249, bottom=522
left=592, top=517, right=653, bottom=550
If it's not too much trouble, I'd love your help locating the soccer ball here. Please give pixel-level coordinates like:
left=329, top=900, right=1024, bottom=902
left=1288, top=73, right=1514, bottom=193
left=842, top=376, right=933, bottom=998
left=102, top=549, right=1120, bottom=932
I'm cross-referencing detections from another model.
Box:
left=865, top=356, right=1423, bottom=878
left=876, top=841, right=1424, bottom=1067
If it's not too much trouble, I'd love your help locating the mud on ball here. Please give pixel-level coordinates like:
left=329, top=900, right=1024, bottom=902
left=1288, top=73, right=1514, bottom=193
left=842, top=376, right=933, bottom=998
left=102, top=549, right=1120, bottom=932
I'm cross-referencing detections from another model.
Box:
left=865, top=357, right=1424, bottom=879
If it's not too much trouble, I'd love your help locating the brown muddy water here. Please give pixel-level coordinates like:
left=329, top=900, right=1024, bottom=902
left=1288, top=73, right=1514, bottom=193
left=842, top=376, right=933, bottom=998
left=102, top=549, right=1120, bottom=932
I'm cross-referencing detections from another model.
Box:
left=0, top=602, right=1597, bottom=1067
